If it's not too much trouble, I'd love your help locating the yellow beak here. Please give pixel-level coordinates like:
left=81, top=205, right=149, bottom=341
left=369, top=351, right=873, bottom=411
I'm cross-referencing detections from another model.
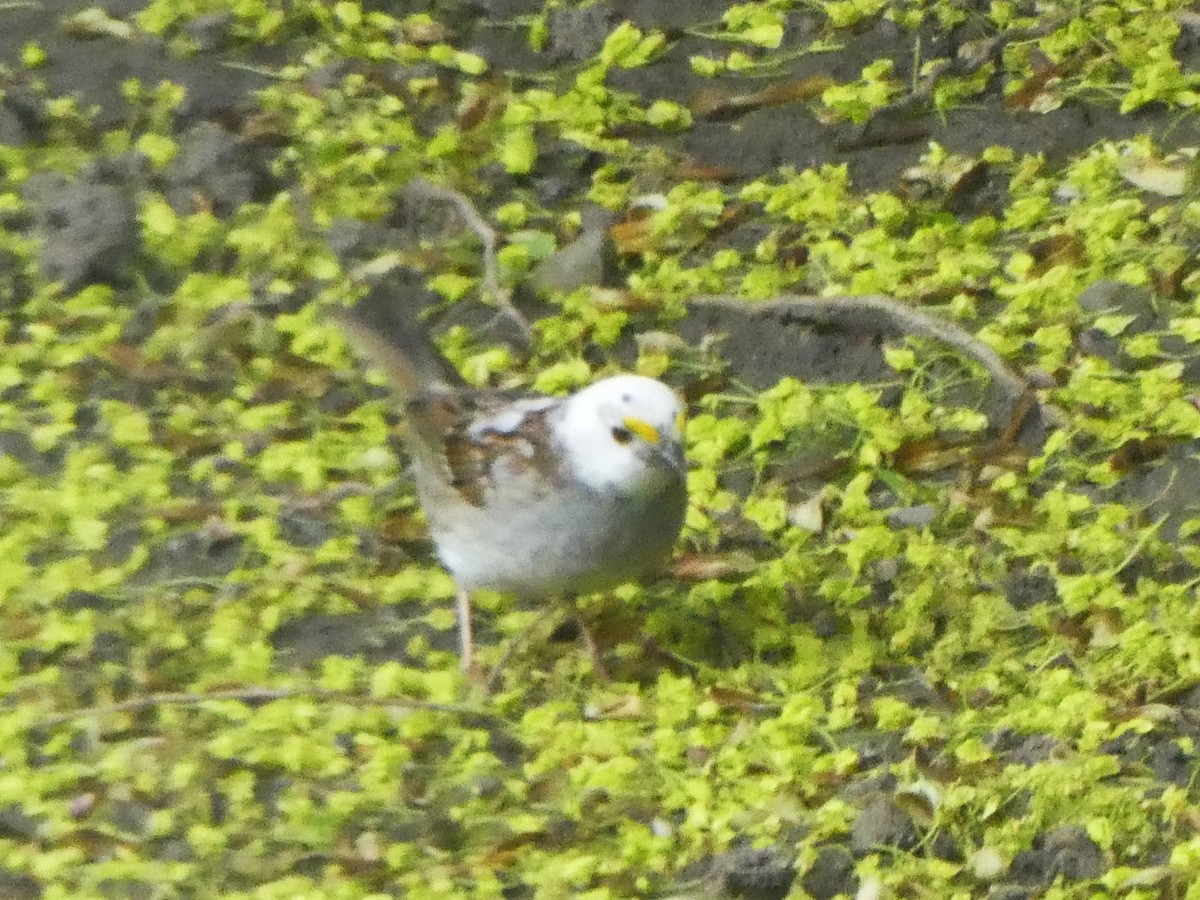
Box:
left=623, top=416, right=661, bottom=445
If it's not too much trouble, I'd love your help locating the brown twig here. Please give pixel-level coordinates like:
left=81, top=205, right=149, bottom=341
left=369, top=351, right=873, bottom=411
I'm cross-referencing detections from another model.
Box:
left=402, top=177, right=532, bottom=341
left=686, top=293, right=1064, bottom=428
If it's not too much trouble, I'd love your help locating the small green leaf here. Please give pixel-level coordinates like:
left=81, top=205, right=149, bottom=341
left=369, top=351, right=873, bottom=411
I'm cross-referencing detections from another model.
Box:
left=136, top=133, right=177, bottom=168
left=883, top=345, right=917, bottom=371
left=645, top=99, right=691, bottom=130
left=21, top=42, right=46, bottom=69
left=533, top=359, right=591, bottom=393
left=953, top=737, right=993, bottom=764
left=1170, top=316, right=1200, bottom=342
left=428, top=272, right=475, bottom=301
left=1092, top=313, right=1137, bottom=337
left=141, top=197, right=178, bottom=237
left=499, top=125, right=537, bottom=174
left=743, top=493, right=788, bottom=534
left=453, top=50, right=487, bottom=75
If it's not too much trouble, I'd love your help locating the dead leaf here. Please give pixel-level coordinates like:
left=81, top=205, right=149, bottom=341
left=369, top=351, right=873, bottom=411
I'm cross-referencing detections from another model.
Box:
left=675, top=160, right=740, bottom=182
left=787, top=492, right=824, bottom=533
left=1118, top=150, right=1196, bottom=197
left=1109, top=436, right=1173, bottom=472
left=892, top=438, right=972, bottom=475
left=669, top=552, right=758, bottom=581
left=706, top=685, right=773, bottom=713
left=690, top=75, right=833, bottom=120
left=609, top=213, right=656, bottom=254
left=596, top=694, right=643, bottom=719
left=1005, top=58, right=1074, bottom=111
left=1029, top=234, right=1086, bottom=273
left=62, top=7, right=136, bottom=40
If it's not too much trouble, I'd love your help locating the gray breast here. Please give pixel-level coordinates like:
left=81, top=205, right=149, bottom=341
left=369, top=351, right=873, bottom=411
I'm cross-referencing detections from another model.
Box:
left=427, top=472, right=686, bottom=598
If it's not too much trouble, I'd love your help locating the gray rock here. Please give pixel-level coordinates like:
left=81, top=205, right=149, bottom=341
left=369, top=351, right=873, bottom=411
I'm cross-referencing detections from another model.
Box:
left=164, top=121, right=266, bottom=217
left=1076, top=279, right=1165, bottom=368
left=527, top=227, right=617, bottom=296
left=546, top=3, right=617, bottom=62
left=183, top=11, right=235, bottom=52
left=887, top=504, right=937, bottom=528
left=709, top=844, right=795, bottom=900
left=850, top=797, right=921, bottom=855
left=1009, top=824, right=1105, bottom=886
left=801, top=844, right=856, bottom=900
left=1005, top=567, right=1058, bottom=610
left=21, top=173, right=138, bottom=289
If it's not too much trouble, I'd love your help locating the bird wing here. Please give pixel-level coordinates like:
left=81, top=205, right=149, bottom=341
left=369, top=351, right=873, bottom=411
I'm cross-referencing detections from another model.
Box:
left=334, top=296, right=571, bottom=508
left=405, top=390, right=567, bottom=508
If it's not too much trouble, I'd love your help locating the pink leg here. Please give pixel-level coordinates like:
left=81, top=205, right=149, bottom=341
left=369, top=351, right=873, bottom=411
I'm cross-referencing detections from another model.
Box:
left=578, top=619, right=611, bottom=683
left=456, top=589, right=474, bottom=674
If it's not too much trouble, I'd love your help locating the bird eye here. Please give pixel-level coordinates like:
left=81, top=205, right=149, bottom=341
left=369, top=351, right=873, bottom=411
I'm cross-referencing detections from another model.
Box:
left=611, top=425, right=633, bottom=444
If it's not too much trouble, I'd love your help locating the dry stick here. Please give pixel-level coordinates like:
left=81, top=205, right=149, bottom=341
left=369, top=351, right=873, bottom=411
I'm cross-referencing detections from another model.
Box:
left=686, top=293, right=1064, bottom=428
left=31, top=686, right=502, bottom=729
left=403, top=189, right=1047, bottom=428
left=409, top=185, right=1057, bottom=428
left=402, top=177, right=533, bottom=341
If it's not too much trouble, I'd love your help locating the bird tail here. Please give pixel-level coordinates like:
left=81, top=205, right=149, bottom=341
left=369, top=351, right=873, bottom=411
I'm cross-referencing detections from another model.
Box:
left=332, top=286, right=463, bottom=402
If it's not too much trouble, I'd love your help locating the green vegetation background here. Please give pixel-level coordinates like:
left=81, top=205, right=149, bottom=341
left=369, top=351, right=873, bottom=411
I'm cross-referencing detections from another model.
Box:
left=5, top=0, right=1200, bottom=897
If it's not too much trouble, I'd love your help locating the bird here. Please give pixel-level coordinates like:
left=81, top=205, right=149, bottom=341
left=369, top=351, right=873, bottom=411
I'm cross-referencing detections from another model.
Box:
left=334, top=299, right=688, bottom=676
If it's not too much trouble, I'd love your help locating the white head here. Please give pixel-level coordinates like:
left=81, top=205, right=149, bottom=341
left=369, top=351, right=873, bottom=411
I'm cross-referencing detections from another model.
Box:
left=557, top=374, right=686, bottom=494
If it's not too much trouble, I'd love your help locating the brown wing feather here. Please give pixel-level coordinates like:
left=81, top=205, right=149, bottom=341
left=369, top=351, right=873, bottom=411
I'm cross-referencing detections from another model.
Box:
left=405, top=391, right=566, bottom=508
left=334, top=299, right=567, bottom=508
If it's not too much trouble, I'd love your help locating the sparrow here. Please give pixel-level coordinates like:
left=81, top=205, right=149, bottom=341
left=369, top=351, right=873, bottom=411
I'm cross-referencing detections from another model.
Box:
left=336, top=300, right=687, bottom=673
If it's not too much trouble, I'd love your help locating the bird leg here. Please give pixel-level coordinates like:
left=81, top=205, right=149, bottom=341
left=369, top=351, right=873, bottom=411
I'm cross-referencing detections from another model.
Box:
left=456, top=588, right=475, bottom=676
left=459, top=591, right=615, bottom=685
left=576, top=618, right=612, bottom=683
left=486, top=606, right=613, bottom=687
